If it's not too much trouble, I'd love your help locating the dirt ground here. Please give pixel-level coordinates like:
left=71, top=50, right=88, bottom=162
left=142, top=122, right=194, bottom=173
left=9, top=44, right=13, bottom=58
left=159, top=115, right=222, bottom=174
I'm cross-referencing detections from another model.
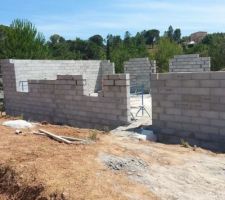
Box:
left=0, top=118, right=225, bottom=200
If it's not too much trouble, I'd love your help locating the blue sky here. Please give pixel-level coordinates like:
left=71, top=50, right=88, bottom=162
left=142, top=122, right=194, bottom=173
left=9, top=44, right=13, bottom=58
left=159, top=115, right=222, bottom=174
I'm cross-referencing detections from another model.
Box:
left=1, top=0, right=225, bottom=40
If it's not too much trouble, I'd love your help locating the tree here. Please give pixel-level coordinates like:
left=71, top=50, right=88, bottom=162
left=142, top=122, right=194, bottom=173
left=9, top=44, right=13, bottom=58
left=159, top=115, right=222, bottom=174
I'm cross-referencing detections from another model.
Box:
left=173, top=29, right=181, bottom=43
left=86, top=42, right=106, bottom=59
left=48, top=34, right=74, bottom=59
left=184, top=33, right=225, bottom=71
left=106, top=34, right=122, bottom=60
left=5, top=19, right=49, bottom=59
left=89, top=35, right=104, bottom=46
left=154, top=37, right=183, bottom=72
left=202, top=33, right=225, bottom=71
left=124, top=31, right=132, bottom=46
left=142, top=29, right=160, bottom=46
left=50, top=34, right=65, bottom=44
left=0, top=25, right=10, bottom=58
left=164, top=25, right=174, bottom=41
left=108, top=32, right=148, bottom=73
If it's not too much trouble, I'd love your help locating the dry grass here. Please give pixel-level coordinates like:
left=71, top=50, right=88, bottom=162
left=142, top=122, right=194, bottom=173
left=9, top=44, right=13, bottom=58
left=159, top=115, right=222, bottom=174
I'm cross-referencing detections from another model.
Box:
left=0, top=118, right=157, bottom=200
left=0, top=117, right=221, bottom=200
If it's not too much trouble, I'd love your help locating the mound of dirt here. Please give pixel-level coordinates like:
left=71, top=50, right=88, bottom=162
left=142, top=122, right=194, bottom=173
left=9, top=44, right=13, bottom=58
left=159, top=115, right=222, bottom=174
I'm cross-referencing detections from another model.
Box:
left=0, top=164, right=66, bottom=200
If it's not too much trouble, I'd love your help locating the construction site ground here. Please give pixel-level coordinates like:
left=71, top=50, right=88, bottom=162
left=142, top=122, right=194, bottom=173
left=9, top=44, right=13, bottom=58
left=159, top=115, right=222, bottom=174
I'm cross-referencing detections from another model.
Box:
left=0, top=117, right=225, bottom=200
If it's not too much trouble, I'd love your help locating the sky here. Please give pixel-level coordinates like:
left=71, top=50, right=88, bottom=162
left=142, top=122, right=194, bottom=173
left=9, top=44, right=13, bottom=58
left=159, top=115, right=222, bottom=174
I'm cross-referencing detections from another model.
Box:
left=1, top=0, right=225, bottom=40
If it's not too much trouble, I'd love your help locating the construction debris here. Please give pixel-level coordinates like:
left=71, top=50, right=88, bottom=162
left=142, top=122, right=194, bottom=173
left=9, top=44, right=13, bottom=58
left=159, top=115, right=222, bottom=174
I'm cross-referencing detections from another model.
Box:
left=39, top=129, right=73, bottom=144
left=34, top=129, right=90, bottom=144
left=41, top=121, right=49, bottom=125
left=101, top=154, right=149, bottom=173
left=15, top=130, right=22, bottom=135
left=3, top=120, right=33, bottom=129
left=140, top=129, right=157, bottom=141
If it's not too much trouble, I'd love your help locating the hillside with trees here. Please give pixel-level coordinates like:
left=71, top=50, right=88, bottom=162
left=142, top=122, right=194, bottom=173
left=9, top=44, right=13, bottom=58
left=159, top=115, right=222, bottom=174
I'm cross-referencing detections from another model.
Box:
left=0, top=19, right=225, bottom=73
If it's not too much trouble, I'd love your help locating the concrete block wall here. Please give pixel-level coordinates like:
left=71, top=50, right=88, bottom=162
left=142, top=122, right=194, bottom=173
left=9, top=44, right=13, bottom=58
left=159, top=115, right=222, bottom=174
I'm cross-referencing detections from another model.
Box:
left=0, top=59, right=115, bottom=94
left=151, top=72, right=225, bottom=151
left=2, top=61, right=130, bottom=129
left=169, top=54, right=211, bottom=72
left=124, top=58, right=156, bottom=93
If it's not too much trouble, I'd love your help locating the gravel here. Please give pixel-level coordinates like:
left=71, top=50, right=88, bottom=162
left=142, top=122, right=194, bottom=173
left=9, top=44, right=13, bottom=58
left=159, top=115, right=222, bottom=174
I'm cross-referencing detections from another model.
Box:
left=100, top=154, right=149, bottom=173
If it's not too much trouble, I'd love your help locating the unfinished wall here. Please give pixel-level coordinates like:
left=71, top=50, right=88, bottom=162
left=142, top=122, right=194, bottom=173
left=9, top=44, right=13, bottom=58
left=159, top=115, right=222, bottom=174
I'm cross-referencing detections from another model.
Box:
left=1, top=60, right=130, bottom=129
left=151, top=72, right=225, bottom=151
left=0, top=59, right=114, bottom=94
left=124, top=58, right=156, bottom=93
left=169, top=54, right=210, bottom=72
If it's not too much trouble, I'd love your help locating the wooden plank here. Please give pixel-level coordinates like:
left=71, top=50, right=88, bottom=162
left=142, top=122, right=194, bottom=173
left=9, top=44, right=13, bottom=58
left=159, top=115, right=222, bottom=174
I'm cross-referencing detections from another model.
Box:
left=60, top=136, right=87, bottom=142
left=33, top=131, right=87, bottom=142
left=39, top=129, right=73, bottom=144
left=33, top=131, right=46, bottom=136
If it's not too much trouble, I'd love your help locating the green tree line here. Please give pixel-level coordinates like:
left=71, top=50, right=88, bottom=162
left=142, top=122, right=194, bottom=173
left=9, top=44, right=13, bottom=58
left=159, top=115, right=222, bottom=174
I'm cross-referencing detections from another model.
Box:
left=0, top=19, right=224, bottom=72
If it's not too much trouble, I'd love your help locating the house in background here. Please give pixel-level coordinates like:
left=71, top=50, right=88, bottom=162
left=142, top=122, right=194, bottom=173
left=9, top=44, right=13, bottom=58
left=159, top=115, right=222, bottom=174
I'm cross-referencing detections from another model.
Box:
left=187, top=31, right=207, bottom=45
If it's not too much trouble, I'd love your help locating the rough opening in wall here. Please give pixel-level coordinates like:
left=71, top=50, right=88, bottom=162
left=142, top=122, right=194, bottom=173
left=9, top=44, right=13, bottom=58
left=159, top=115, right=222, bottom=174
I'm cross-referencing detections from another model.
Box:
left=18, top=80, right=29, bottom=92
left=124, top=57, right=154, bottom=122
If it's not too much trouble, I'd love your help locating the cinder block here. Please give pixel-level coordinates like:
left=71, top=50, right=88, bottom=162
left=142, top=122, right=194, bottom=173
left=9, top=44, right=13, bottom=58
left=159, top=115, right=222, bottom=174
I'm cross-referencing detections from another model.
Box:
left=210, top=72, right=225, bottom=79
left=115, top=79, right=130, bottom=86
left=166, top=108, right=181, bottom=115
left=165, top=80, right=182, bottom=87
left=210, top=119, right=225, bottom=127
left=159, top=114, right=175, bottom=122
left=182, top=123, right=200, bottom=132
left=107, top=74, right=130, bottom=80
left=57, top=75, right=82, bottom=80
left=174, top=54, right=199, bottom=59
left=103, top=79, right=115, bottom=86
left=166, top=122, right=182, bottom=130
left=175, top=115, right=192, bottom=123
left=201, top=96, right=220, bottom=104
left=211, top=88, right=225, bottom=96
left=199, top=125, right=219, bottom=134
left=159, top=101, right=174, bottom=107
left=182, top=80, right=200, bottom=87
left=191, top=117, right=210, bottom=125
left=200, top=80, right=220, bottom=87
left=219, top=112, right=225, bottom=120
left=220, top=80, right=225, bottom=87
left=200, top=111, right=219, bottom=119
left=191, top=88, right=210, bottom=95
left=154, top=107, right=164, bottom=113
left=182, top=109, right=200, bottom=117
left=161, top=128, right=176, bottom=135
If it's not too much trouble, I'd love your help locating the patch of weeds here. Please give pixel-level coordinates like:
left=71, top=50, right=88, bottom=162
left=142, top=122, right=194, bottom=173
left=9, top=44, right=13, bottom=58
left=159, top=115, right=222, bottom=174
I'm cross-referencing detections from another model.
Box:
left=193, top=145, right=197, bottom=151
left=16, top=114, right=24, bottom=120
left=88, top=131, right=98, bottom=141
left=180, top=139, right=191, bottom=148
left=103, top=126, right=110, bottom=132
